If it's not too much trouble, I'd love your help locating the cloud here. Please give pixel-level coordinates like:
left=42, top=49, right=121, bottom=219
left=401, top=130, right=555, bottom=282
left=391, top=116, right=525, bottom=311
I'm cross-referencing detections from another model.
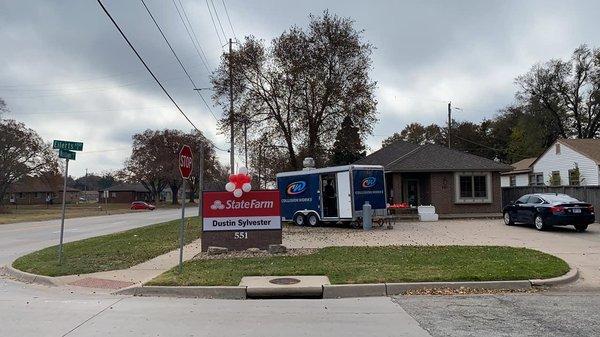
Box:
left=1, top=0, right=600, bottom=176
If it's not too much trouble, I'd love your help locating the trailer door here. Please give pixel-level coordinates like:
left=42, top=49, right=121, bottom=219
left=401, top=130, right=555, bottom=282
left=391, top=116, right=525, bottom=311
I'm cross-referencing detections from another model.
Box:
left=336, top=171, right=352, bottom=218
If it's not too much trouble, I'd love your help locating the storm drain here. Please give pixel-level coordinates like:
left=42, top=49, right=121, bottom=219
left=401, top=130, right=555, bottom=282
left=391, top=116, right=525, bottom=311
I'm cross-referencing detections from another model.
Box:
left=269, top=277, right=301, bottom=285
left=240, top=276, right=330, bottom=298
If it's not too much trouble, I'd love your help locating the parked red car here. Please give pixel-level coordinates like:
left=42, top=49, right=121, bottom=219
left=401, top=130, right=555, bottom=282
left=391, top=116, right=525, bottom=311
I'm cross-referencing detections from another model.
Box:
left=130, top=201, right=156, bottom=210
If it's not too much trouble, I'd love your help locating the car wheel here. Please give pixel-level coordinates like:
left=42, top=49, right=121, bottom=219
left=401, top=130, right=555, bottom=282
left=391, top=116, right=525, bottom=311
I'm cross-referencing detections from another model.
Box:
left=293, top=213, right=305, bottom=226
left=503, top=212, right=514, bottom=226
left=307, top=213, right=319, bottom=227
left=534, top=215, right=547, bottom=231
left=574, top=224, right=588, bottom=232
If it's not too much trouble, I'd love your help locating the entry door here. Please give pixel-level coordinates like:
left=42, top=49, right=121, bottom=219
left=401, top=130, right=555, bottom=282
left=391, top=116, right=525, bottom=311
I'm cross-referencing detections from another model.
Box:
left=405, top=179, right=419, bottom=206
left=336, top=171, right=352, bottom=218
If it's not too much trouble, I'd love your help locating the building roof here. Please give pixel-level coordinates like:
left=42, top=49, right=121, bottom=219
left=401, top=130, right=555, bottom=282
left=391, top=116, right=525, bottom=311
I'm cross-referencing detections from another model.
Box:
left=501, top=157, right=536, bottom=175
left=103, top=183, right=149, bottom=193
left=355, top=140, right=512, bottom=172
left=9, top=177, right=80, bottom=193
left=559, top=139, right=600, bottom=164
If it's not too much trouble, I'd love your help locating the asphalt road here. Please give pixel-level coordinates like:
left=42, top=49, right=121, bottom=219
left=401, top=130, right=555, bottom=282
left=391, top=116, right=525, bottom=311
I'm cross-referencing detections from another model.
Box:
left=396, top=292, right=600, bottom=337
left=2, top=213, right=600, bottom=336
left=0, top=207, right=197, bottom=265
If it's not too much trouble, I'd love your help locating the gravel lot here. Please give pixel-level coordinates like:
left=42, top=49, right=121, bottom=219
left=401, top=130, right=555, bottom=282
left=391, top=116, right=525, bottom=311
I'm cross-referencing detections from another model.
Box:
left=282, top=219, right=600, bottom=289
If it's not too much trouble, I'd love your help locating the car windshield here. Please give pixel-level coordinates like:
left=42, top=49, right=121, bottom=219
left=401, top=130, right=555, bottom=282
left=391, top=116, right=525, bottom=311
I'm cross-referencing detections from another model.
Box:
left=541, top=194, right=580, bottom=203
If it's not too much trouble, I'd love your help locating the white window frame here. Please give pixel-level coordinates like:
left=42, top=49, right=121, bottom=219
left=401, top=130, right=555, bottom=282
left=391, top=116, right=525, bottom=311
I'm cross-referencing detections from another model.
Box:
left=454, top=171, right=492, bottom=204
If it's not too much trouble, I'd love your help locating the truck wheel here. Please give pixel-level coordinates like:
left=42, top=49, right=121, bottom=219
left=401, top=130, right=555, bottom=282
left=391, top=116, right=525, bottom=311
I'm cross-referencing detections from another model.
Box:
left=307, top=213, right=319, bottom=227
left=293, top=213, right=306, bottom=226
left=574, top=224, right=588, bottom=232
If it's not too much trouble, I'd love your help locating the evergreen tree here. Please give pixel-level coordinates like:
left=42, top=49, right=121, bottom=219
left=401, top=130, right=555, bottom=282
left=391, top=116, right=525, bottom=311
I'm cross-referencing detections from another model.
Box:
left=330, top=116, right=366, bottom=165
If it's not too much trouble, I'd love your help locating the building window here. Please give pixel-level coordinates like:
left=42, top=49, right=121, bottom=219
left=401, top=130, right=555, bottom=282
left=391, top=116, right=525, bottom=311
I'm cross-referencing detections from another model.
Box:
left=568, top=168, right=580, bottom=186
left=556, top=143, right=561, bottom=154
left=509, top=175, right=516, bottom=187
left=529, top=173, right=544, bottom=186
left=550, top=171, right=561, bottom=186
left=454, top=172, right=492, bottom=203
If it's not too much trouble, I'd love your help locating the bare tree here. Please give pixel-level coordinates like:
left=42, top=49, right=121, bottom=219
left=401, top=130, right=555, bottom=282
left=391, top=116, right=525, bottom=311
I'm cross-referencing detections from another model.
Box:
left=516, top=44, right=600, bottom=139
left=0, top=118, right=58, bottom=205
left=211, top=11, right=377, bottom=171
left=121, top=129, right=226, bottom=204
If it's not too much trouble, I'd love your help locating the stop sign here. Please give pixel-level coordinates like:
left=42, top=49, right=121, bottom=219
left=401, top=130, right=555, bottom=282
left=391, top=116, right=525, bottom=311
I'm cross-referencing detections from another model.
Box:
left=179, top=145, right=193, bottom=179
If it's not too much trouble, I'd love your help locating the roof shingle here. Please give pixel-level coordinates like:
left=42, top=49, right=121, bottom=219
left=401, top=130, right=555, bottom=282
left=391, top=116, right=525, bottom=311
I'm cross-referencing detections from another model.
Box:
left=356, top=140, right=512, bottom=172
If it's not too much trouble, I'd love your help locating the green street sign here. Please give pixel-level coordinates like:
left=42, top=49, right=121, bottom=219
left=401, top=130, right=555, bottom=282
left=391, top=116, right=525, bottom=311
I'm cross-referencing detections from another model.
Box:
left=59, top=149, right=76, bottom=160
left=53, top=140, right=83, bottom=151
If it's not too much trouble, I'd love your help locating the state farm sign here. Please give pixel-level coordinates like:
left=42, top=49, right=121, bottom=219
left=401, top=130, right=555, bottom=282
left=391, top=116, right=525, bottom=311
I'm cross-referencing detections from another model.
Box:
left=202, top=190, right=281, bottom=232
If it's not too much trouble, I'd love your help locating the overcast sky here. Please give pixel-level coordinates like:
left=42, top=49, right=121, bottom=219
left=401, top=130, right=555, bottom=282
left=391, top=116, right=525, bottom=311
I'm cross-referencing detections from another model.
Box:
left=2, top=0, right=600, bottom=177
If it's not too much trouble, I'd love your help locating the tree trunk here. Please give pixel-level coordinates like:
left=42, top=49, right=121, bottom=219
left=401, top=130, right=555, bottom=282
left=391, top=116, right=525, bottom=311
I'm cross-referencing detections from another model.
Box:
left=170, top=184, right=179, bottom=205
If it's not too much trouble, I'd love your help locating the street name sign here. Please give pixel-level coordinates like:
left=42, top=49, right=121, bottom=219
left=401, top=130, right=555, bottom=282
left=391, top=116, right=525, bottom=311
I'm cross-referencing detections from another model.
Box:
left=58, top=149, right=76, bottom=160
left=53, top=140, right=84, bottom=151
left=179, top=145, right=193, bottom=179
left=201, top=190, right=282, bottom=251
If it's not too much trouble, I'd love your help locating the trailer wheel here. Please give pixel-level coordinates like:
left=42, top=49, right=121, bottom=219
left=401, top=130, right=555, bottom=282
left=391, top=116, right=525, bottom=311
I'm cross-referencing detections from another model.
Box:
left=306, top=213, right=320, bottom=227
left=293, top=213, right=306, bottom=226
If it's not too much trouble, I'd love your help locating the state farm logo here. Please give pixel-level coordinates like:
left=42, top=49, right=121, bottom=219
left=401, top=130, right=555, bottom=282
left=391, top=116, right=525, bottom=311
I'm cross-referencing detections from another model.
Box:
left=209, top=199, right=274, bottom=210
left=210, top=200, right=225, bottom=210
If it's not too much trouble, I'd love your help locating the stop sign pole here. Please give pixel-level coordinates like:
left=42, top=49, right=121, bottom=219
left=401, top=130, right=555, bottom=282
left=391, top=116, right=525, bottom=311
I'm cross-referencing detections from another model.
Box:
left=178, top=145, right=193, bottom=273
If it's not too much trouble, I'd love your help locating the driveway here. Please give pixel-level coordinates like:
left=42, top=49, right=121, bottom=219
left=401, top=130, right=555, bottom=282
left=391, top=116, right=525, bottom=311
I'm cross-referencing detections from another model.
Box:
left=283, top=219, right=600, bottom=289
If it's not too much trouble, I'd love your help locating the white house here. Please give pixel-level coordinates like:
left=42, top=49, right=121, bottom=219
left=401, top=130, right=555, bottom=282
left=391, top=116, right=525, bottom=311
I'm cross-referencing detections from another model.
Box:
left=531, top=139, right=600, bottom=186
left=501, top=139, right=600, bottom=187
left=500, top=157, right=536, bottom=187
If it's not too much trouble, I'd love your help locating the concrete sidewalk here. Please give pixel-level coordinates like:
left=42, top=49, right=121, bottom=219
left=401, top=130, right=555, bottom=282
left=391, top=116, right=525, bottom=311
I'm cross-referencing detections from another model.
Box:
left=53, top=238, right=202, bottom=291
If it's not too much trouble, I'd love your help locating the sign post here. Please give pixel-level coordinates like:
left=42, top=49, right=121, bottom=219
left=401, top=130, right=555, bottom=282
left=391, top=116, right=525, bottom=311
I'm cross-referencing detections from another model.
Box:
left=178, top=144, right=193, bottom=273
left=53, top=140, right=83, bottom=264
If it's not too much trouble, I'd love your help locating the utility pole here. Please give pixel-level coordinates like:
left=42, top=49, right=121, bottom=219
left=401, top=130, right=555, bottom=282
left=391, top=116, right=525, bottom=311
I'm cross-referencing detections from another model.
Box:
left=228, top=38, right=235, bottom=174
left=84, top=168, right=88, bottom=202
left=243, top=117, right=248, bottom=168
left=447, top=101, right=451, bottom=149
left=197, top=143, right=203, bottom=219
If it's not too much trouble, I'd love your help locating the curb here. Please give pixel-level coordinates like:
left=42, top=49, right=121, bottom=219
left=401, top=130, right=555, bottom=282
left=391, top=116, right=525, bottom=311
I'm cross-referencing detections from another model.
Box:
left=114, top=285, right=247, bottom=299
left=323, top=283, right=386, bottom=299
left=0, top=265, right=59, bottom=287
left=530, top=266, right=579, bottom=287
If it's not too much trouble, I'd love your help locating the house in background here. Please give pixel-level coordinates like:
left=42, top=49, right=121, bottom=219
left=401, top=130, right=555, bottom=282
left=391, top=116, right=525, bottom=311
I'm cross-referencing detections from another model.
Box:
left=530, top=139, right=600, bottom=186
left=500, top=157, right=537, bottom=187
left=5, top=176, right=80, bottom=205
left=355, top=140, right=512, bottom=215
left=99, top=183, right=152, bottom=203
left=501, top=139, right=600, bottom=187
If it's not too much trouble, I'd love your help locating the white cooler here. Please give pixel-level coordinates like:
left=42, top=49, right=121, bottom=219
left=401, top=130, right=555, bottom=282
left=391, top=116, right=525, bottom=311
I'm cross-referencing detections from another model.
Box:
left=417, top=205, right=439, bottom=222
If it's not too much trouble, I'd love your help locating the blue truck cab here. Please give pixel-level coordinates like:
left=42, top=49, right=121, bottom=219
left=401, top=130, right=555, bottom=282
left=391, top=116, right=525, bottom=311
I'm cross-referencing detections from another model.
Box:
left=276, top=165, right=387, bottom=226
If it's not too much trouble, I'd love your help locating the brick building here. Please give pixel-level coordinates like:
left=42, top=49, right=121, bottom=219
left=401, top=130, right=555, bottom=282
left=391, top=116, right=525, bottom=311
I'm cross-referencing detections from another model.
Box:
left=99, top=183, right=152, bottom=204
left=5, top=176, right=80, bottom=205
left=355, top=140, right=512, bottom=214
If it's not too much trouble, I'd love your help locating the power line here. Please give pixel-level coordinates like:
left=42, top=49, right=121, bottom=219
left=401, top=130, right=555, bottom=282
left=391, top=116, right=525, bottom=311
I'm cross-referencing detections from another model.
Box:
left=171, top=0, right=211, bottom=72
left=221, top=0, right=237, bottom=40
left=210, top=0, right=228, bottom=41
left=96, top=0, right=227, bottom=153
left=205, top=0, right=224, bottom=47
left=140, top=0, right=218, bottom=122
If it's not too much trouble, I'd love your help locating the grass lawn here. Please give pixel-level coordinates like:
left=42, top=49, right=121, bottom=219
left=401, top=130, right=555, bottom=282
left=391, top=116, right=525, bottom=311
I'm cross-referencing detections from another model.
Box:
left=0, top=202, right=186, bottom=225
left=12, top=217, right=201, bottom=276
left=148, top=246, right=569, bottom=286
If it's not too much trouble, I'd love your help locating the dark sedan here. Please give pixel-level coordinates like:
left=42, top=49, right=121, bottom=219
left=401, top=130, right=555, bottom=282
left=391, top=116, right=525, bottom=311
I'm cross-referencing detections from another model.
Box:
left=503, top=193, right=595, bottom=232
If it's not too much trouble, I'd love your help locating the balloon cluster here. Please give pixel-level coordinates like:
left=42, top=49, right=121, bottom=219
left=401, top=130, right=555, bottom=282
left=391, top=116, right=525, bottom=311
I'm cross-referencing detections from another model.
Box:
left=225, top=167, right=252, bottom=198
